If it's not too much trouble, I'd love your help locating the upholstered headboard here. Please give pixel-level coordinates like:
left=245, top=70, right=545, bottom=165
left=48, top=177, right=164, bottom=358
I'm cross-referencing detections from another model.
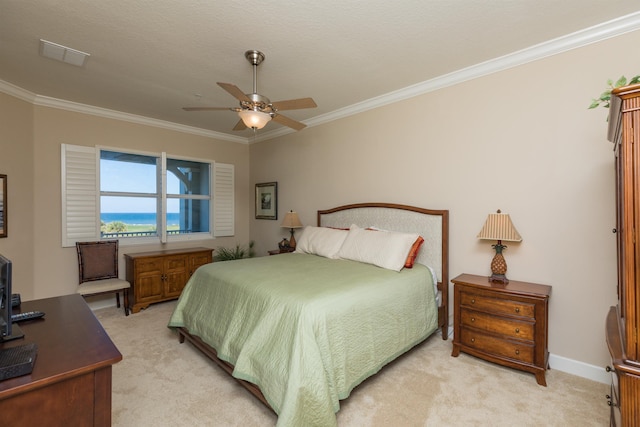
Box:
left=317, top=203, right=448, bottom=284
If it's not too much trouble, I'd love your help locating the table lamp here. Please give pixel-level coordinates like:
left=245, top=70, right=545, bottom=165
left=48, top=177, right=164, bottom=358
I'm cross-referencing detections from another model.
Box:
left=477, top=209, right=522, bottom=284
left=281, top=210, right=303, bottom=249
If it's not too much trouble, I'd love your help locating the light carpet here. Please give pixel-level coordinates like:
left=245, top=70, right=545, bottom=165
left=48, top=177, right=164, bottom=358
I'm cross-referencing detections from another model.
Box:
left=95, top=301, right=609, bottom=426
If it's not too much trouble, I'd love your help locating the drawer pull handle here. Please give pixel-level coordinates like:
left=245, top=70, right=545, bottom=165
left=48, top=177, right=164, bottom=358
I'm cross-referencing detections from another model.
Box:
left=471, top=338, right=475, bottom=343
left=515, top=328, right=520, bottom=334
left=606, top=365, right=614, bottom=372
left=471, top=299, right=475, bottom=304
left=515, top=349, right=520, bottom=355
left=470, top=317, right=475, bottom=322
left=515, top=307, right=520, bottom=313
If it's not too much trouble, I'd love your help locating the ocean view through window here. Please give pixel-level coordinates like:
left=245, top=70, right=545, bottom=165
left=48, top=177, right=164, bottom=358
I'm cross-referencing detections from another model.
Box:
left=99, top=150, right=211, bottom=240
left=61, top=144, right=234, bottom=247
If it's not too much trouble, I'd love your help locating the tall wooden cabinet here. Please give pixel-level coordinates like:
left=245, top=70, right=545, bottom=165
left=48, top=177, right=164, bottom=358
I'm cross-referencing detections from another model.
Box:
left=125, top=247, right=212, bottom=313
left=605, top=83, right=640, bottom=427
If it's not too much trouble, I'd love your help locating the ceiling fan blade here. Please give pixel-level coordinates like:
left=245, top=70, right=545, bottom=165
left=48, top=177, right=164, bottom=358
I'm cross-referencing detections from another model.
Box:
left=272, top=114, right=306, bottom=131
left=232, top=119, right=247, bottom=131
left=217, top=82, right=252, bottom=103
left=271, top=97, right=317, bottom=111
left=182, top=106, right=234, bottom=111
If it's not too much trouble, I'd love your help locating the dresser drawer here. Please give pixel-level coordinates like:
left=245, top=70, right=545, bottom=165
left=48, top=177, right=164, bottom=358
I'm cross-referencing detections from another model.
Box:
left=460, top=291, right=535, bottom=319
left=460, top=308, right=535, bottom=341
left=460, top=327, right=534, bottom=364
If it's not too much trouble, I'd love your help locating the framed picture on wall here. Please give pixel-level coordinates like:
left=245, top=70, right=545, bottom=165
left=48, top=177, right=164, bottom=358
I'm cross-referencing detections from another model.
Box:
left=0, top=174, right=6, bottom=238
left=255, top=182, right=277, bottom=220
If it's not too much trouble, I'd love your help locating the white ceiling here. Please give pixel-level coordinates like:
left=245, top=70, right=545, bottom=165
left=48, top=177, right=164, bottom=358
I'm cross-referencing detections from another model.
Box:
left=1, top=1, right=640, bottom=142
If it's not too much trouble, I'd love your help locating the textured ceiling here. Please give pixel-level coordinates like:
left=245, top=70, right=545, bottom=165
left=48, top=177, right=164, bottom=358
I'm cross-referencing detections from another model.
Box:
left=1, top=1, right=639, bottom=142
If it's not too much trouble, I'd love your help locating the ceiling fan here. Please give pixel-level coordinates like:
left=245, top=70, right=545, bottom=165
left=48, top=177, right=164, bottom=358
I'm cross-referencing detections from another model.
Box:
left=183, top=50, right=317, bottom=131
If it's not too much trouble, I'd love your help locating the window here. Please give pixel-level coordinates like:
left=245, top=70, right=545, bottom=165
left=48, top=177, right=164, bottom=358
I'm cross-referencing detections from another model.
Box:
left=61, top=144, right=234, bottom=247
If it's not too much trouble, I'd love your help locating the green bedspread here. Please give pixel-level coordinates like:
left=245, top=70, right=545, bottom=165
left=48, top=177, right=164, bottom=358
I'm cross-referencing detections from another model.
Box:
left=168, top=253, right=438, bottom=427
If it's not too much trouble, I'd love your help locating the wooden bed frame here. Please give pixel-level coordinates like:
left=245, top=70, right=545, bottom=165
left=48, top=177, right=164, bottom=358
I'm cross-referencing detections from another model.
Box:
left=176, top=202, right=449, bottom=411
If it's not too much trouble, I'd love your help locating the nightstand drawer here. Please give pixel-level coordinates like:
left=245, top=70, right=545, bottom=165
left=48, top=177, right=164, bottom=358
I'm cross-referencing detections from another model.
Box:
left=461, top=328, right=534, bottom=364
left=460, top=308, right=535, bottom=341
left=460, top=291, right=535, bottom=319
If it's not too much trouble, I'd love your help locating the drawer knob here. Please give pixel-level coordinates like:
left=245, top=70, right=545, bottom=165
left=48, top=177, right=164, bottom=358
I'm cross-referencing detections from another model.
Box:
left=471, top=299, right=475, bottom=304
left=515, top=349, right=520, bottom=355
left=515, top=328, right=520, bottom=334
left=606, top=365, right=614, bottom=372
left=471, top=338, right=475, bottom=343
left=515, top=307, right=520, bottom=313
left=471, top=317, right=475, bottom=322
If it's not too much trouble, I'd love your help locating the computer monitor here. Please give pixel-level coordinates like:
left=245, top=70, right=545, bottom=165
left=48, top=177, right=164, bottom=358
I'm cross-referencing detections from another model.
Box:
left=0, top=253, right=23, bottom=342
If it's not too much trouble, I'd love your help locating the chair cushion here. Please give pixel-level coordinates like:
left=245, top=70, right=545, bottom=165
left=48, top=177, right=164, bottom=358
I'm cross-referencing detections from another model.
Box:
left=77, top=278, right=130, bottom=295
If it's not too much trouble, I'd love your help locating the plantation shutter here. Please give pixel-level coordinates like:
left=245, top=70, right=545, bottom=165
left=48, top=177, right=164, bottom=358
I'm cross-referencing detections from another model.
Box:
left=213, top=162, right=234, bottom=237
left=61, top=144, right=100, bottom=247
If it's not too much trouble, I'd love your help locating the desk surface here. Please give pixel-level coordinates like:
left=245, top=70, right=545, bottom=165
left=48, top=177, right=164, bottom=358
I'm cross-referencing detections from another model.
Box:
left=0, top=294, right=122, bottom=398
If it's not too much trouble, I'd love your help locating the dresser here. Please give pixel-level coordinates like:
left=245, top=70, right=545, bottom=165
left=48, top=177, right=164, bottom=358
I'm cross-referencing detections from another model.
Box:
left=451, top=273, right=551, bottom=386
left=125, top=247, right=212, bottom=313
left=605, top=83, right=640, bottom=427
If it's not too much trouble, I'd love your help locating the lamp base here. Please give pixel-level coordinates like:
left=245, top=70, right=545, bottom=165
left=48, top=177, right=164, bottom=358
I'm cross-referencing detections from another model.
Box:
left=289, top=229, right=297, bottom=250
left=489, top=273, right=509, bottom=284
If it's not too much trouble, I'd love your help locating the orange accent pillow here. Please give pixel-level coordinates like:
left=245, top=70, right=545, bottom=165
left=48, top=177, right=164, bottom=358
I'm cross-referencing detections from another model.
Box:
left=404, top=236, right=425, bottom=268
left=365, top=227, right=425, bottom=269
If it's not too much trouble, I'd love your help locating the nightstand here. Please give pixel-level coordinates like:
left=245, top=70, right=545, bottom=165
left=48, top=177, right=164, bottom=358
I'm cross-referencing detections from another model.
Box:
left=268, top=248, right=295, bottom=255
left=451, top=273, right=551, bottom=386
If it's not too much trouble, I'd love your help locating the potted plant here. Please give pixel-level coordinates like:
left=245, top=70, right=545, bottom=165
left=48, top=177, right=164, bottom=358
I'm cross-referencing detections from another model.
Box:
left=213, top=241, right=255, bottom=261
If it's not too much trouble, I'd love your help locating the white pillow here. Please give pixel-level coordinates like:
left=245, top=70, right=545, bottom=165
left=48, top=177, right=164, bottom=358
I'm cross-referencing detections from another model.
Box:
left=294, top=226, right=348, bottom=259
left=338, top=224, right=420, bottom=272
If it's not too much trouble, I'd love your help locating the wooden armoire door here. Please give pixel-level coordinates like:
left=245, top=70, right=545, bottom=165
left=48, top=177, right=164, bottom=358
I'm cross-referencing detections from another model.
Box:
left=607, top=84, right=640, bottom=426
left=611, top=84, right=640, bottom=361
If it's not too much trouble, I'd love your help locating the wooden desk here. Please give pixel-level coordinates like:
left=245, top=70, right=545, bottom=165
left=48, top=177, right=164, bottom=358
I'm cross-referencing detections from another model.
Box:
left=0, top=294, right=122, bottom=426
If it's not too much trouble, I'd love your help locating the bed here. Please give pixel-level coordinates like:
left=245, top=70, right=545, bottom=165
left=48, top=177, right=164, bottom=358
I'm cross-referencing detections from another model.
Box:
left=168, top=202, right=449, bottom=426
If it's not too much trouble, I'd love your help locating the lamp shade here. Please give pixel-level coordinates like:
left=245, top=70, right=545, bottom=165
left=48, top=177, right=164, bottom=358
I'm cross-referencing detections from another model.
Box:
left=477, top=210, right=522, bottom=242
left=238, top=109, right=272, bottom=129
left=281, top=211, right=303, bottom=229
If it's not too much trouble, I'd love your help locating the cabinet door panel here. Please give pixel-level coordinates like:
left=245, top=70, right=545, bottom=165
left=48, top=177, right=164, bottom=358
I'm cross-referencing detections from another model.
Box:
left=163, top=255, right=188, bottom=298
left=189, top=252, right=212, bottom=276
left=135, top=259, right=164, bottom=301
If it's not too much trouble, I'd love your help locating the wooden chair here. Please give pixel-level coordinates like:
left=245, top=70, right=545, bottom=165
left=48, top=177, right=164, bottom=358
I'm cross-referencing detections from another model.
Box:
left=76, top=240, right=130, bottom=315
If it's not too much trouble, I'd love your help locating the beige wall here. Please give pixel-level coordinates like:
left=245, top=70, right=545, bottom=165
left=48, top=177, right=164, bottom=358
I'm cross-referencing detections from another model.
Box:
left=250, top=30, right=640, bottom=368
left=0, top=93, right=35, bottom=298
left=1, top=28, right=637, bottom=370
left=0, top=99, right=250, bottom=300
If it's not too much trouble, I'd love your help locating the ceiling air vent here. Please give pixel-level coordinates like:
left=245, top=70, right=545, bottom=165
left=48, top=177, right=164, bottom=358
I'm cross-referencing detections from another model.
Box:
left=39, top=39, right=90, bottom=67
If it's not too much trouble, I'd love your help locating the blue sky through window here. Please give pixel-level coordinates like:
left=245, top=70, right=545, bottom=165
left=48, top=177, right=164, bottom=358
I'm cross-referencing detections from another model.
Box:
left=100, top=159, right=180, bottom=213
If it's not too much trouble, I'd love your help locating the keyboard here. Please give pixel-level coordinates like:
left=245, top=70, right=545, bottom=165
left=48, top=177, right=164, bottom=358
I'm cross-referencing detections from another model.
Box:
left=11, top=311, right=45, bottom=323
left=0, top=342, right=38, bottom=381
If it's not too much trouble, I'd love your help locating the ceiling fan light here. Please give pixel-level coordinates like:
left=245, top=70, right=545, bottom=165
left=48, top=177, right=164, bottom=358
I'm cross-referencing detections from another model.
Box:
left=238, top=110, right=272, bottom=129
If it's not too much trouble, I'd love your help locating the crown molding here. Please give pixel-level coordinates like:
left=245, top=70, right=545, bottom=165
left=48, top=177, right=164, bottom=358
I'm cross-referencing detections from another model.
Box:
left=2, top=11, right=639, bottom=144
left=33, top=95, right=247, bottom=143
left=0, top=80, right=247, bottom=144
left=301, top=11, right=640, bottom=130
left=0, top=79, right=37, bottom=104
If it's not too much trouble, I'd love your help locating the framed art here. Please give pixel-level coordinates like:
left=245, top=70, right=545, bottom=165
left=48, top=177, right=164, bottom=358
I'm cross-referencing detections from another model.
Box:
left=0, top=174, right=6, bottom=238
left=255, top=182, right=277, bottom=220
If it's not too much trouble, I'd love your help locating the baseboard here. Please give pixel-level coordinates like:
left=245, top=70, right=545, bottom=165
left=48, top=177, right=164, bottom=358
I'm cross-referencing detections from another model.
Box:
left=549, top=353, right=610, bottom=384
left=86, top=295, right=120, bottom=311
left=446, top=326, right=609, bottom=384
